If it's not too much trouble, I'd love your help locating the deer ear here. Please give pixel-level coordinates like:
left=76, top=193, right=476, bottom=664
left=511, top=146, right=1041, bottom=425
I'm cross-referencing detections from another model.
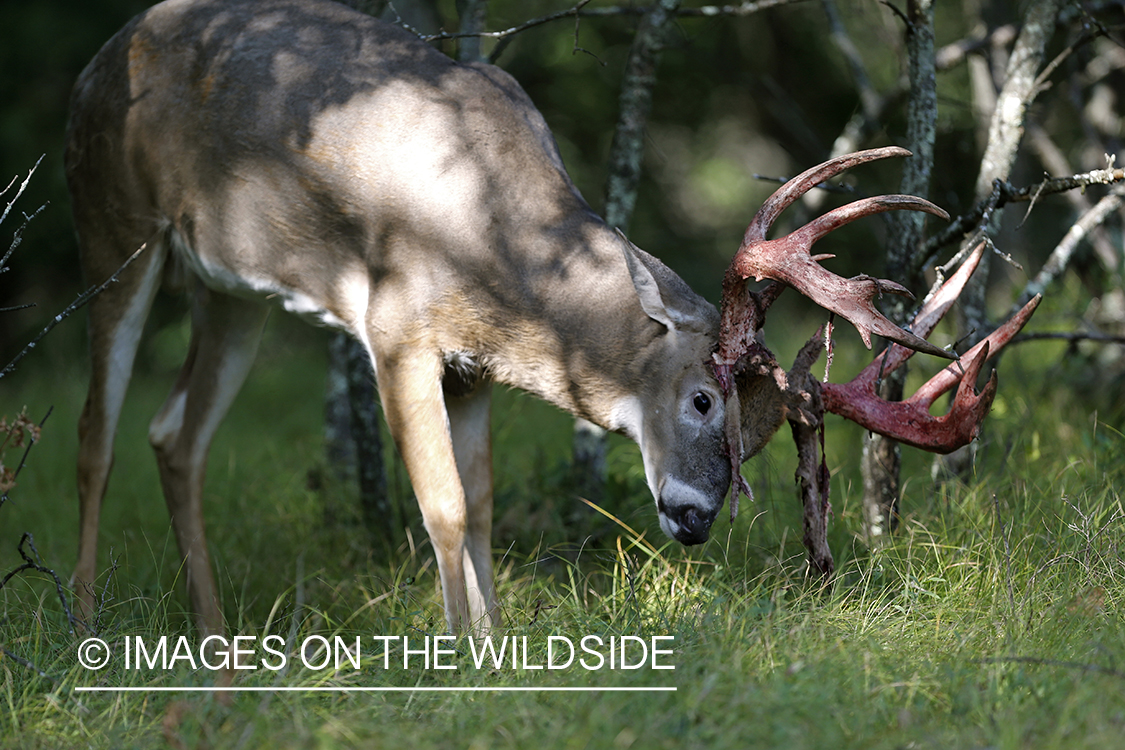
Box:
left=620, top=236, right=715, bottom=333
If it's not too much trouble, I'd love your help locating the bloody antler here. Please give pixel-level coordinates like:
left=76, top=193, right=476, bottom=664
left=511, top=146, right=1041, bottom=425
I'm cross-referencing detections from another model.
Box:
left=716, top=148, right=1041, bottom=578
left=717, top=146, right=953, bottom=369
left=713, top=147, right=962, bottom=513
left=822, top=243, right=1042, bottom=453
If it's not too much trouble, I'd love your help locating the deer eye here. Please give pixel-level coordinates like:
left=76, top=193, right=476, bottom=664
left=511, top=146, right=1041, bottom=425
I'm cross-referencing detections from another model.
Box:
left=693, top=392, right=712, bottom=415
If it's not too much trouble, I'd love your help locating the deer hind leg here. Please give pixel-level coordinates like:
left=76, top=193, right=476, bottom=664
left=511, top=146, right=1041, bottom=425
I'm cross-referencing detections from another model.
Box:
left=74, top=238, right=167, bottom=624
left=445, top=381, right=500, bottom=633
left=148, top=283, right=269, bottom=637
left=373, top=346, right=476, bottom=633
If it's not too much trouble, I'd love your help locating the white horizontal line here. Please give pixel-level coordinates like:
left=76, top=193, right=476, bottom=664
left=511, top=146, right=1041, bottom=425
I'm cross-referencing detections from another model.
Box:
left=73, top=686, right=676, bottom=693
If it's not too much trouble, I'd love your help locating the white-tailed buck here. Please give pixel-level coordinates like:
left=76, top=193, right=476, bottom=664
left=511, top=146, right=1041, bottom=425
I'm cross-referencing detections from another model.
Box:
left=66, top=0, right=1037, bottom=635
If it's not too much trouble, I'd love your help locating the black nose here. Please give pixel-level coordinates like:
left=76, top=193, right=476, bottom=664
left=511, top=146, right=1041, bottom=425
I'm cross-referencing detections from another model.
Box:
left=674, top=506, right=712, bottom=546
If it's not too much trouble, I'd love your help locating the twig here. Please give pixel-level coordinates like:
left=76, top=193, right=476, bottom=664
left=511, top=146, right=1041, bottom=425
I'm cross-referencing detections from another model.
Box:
left=420, top=0, right=807, bottom=48
left=1026, top=125, right=1118, bottom=270
left=0, top=203, right=47, bottom=275
left=422, top=0, right=592, bottom=45
left=583, top=0, right=807, bottom=18
left=1, top=155, right=46, bottom=274
left=0, top=243, right=148, bottom=380
left=0, top=646, right=58, bottom=685
left=973, top=0, right=1063, bottom=201
left=0, top=155, right=42, bottom=229
left=0, top=533, right=79, bottom=635
left=89, top=553, right=120, bottom=636
left=821, top=0, right=881, bottom=121
left=934, top=24, right=1018, bottom=71
left=1030, top=15, right=1110, bottom=97
left=0, top=407, right=51, bottom=511
left=526, top=598, right=557, bottom=627
left=816, top=0, right=904, bottom=169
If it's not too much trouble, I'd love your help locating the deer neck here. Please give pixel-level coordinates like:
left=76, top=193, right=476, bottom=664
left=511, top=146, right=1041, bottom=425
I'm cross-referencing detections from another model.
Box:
left=424, top=213, right=683, bottom=434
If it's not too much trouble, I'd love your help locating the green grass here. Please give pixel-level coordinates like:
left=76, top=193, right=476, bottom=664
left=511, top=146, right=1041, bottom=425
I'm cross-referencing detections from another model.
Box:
left=1, top=314, right=1123, bottom=749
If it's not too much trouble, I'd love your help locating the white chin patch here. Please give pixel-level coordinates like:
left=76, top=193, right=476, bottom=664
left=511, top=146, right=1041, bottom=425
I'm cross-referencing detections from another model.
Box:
left=658, top=512, right=679, bottom=540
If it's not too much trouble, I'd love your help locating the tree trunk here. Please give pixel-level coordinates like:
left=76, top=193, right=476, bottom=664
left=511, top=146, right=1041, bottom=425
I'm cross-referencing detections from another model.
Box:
left=940, top=0, right=1062, bottom=480
left=571, top=0, right=682, bottom=502
left=860, top=0, right=936, bottom=542
left=325, top=332, right=392, bottom=545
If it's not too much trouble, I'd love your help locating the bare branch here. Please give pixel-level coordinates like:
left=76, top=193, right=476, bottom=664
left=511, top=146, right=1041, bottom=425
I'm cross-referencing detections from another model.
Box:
left=1013, top=185, right=1125, bottom=313
left=959, top=0, right=1063, bottom=342
left=4, top=533, right=79, bottom=634
left=0, top=155, right=46, bottom=273
left=0, top=303, right=35, bottom=314
left=974, top=0, right=1063, bottom=200
left=815, top=0, right=907, bottom=169
left=422, top=0, right=807, bottom=49
left=1031, top=15, right=1112, bottom=95
left=919, top=160, right=1125, bottom=263
left=0, top=243, right=148, bottom=379
left=0, top=646, right=58, bottom=684
left=0, top=155, right=42, bottom=228
left=584, top=0, right=808, bottom=17
left=822, top=0, right=881, bottom=121
left=0, top=203, right=47, bottom=275
left=1026, top=125, right=1118, bottom=270
left=422, top=0, right=592, bottom=44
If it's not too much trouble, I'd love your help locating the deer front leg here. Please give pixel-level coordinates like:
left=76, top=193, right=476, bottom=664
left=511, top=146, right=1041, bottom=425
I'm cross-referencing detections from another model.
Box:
left=374, top=346, right=475, bottom=634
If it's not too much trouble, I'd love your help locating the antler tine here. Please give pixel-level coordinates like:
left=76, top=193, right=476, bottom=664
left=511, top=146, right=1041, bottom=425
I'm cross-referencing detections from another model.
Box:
left=724, top=147, right=954, bottom=360
left=789, top=195, right=949, bottom=253
left=821, top=293, right=1042, bottom=453
left=743, top=146, right=913, bottom=244
left=822, top=344, right=993, bottom=453
left=912, top=293, right=1041, bottom=405
left=851, top=242, right=986, bottom=382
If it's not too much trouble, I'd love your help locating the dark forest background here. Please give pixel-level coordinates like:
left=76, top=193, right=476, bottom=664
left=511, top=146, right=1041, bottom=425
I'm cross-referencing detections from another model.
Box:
left=7, top=0, right=1120, bottom=375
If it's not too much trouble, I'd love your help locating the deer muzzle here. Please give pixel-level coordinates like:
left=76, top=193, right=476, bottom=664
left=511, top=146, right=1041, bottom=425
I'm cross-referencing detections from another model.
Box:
left=656, top=478, right=720, bottom=545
